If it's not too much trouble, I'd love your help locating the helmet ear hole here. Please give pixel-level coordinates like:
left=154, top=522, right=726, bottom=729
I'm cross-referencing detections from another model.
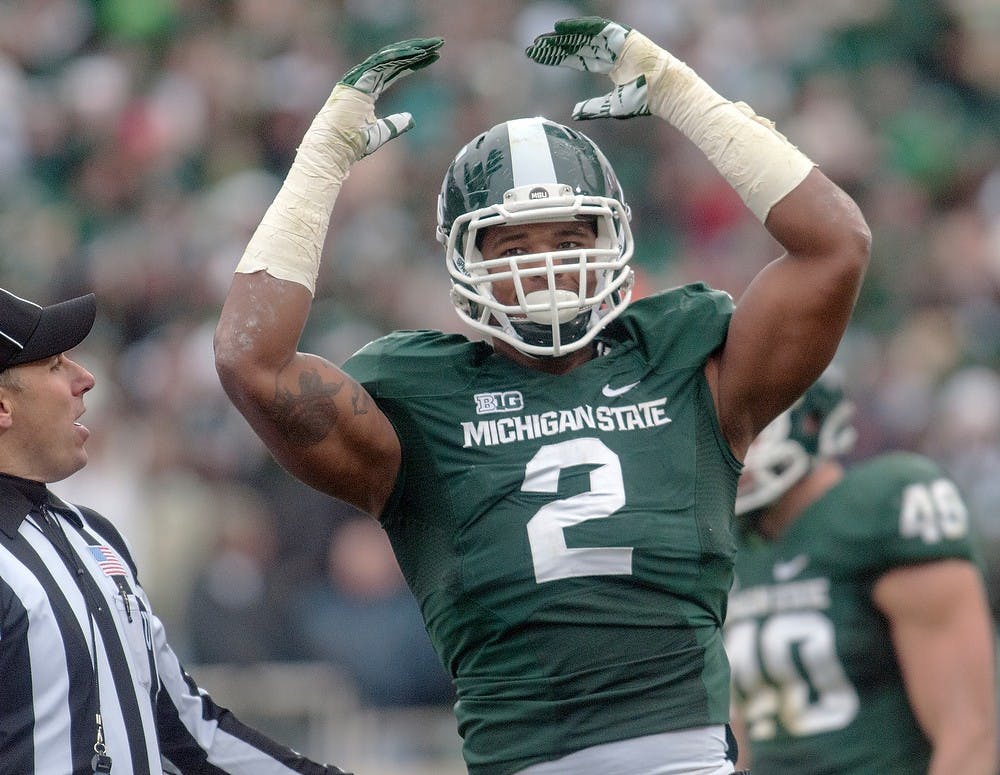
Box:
left=801, top=413, right=821, bottom=436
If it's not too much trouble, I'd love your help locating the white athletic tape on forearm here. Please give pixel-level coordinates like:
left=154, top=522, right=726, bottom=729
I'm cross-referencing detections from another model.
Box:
left=235, top=85, right=374, bottom=294
left=611, top=31, right=815, bottom=222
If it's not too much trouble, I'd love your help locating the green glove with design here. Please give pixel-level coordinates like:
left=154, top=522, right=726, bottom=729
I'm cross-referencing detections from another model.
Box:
left=338, top=37, right=444, bottom=156
left=234, top=37, right=443, bottom=295
left=527, top=15, right=818, bottom=226
left=525, top=17, right=650, bottom=120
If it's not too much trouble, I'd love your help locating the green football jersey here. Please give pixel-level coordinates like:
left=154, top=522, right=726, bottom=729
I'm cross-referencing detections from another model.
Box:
left=343, top=284, right=741, bottom=775
left=727, top=453, right=981, bottom=775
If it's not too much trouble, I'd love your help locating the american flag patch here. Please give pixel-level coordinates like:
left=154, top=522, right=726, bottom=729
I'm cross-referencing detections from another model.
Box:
left=89, top=545, right=128, bottom=578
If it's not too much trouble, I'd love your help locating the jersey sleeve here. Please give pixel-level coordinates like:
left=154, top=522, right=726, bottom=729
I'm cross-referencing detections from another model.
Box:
left=837, top=453, right=980, bottom=575
left=342, top=330, right=484, bottom=525
left=342, top=329, right=480, bottom=396
left=602, top=282, right=734, bottom=367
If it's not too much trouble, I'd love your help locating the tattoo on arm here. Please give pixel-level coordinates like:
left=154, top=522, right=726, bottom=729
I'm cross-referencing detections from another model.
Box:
left=351, top=383, right=371, bottom=416
left=269, top=369, right=343, bottom=445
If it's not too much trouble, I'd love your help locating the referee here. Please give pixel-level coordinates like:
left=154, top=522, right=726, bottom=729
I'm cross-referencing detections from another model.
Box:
left=0, top=286, right=351, bottom=775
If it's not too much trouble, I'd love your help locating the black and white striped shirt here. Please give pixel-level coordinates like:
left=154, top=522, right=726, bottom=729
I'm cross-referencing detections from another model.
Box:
left=0, top=473, right=348, bottom=775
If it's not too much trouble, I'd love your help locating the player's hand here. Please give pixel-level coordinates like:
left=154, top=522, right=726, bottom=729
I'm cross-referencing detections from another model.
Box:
left=337, top=37, right=443, bottom=156
left=525, top=17, right=650, bottom=121
left=341, top=37, right=443, bottom=98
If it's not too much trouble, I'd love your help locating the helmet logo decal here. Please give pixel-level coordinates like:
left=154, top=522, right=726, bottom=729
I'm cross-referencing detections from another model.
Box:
left=462, top=149, right=504, bottom=212
left=529, top=187, right=550, bottom=200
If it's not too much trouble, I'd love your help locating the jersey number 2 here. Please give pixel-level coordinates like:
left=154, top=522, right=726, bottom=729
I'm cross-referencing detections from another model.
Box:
left=523, top=437, right=632, bottom=583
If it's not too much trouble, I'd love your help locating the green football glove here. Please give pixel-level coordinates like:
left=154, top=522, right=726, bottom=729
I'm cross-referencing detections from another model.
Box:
left=338, top=37, right=444, bottom=156
left=525, top=17, right=650, bottom=121
left=340, top=37, right=443, bottom=97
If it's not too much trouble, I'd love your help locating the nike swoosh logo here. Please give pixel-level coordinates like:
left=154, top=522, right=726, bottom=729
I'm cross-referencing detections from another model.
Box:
left=773, top=554, right=809, bottom=582
left=602, top=380, right=640, bottom=398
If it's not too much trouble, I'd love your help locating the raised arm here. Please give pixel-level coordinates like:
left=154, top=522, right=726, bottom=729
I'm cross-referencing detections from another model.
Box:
left=718, top=167, right=869, bottom=456
left=527, top=18, right=870, bottom=456
left=214, top=39, right=442, bottom=515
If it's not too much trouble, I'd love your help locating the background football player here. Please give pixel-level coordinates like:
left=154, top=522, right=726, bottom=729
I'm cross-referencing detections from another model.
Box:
left=214, top=16, right=869, bottom=775
left=726, top=375, right=997, bottom=774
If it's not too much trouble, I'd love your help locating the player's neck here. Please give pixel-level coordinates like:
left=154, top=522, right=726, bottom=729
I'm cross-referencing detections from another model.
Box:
left=492, top=339, right=595, bottom=375
left=758, top=461, right=844, bottom=539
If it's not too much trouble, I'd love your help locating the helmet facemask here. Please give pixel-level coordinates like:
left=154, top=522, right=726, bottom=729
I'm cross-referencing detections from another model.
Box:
left=438, top=118, right=635, bottom=358
left=445, top=183, right=633, bottom=357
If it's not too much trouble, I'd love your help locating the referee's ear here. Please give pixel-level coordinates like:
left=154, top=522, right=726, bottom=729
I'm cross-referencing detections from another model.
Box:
left=0, top=382, right=15, bottom=430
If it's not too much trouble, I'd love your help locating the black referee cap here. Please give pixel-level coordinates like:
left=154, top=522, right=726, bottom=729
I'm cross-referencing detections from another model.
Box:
left=0, top=288, right=96, bottom=372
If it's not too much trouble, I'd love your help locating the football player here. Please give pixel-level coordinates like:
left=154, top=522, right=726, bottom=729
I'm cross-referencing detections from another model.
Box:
left=215, top=17, right=870, bottom=775
left=726, top=376, right=998, bottom=774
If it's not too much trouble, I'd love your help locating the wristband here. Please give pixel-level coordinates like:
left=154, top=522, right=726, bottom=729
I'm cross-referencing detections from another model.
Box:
left=611, top=31, right=815, bottom=222
left=235, top=85, right=374, bottom=294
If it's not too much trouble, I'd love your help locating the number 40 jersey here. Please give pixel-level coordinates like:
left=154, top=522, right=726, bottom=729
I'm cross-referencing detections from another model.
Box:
left=727, top=453, right=982, bottom=775
left=343, top=284, right=741, bottom=775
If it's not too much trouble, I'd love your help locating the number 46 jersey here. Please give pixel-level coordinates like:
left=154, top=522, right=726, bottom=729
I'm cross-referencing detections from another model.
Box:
left=343, top=284, right=741, bottom=775
left=726, top=453, right=982, bottom=775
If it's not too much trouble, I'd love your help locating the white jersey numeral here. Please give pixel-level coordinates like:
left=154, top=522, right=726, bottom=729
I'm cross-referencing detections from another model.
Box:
left=523, top=437, right=631, bottom=583
left=899, top=478, right=968, bottom=544
left=727, top=612, right=859, bottom=740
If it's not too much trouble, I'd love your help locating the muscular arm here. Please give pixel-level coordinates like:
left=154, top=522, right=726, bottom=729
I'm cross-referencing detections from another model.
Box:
left=213, top=40, right=439, bottom=516
left=524, top=18, right=871, bottom=458
left=711, top=169, right=871, bottom=458
left=872, top=559, right=998, bottom=775
left=215, top=271, right=401, bottom=516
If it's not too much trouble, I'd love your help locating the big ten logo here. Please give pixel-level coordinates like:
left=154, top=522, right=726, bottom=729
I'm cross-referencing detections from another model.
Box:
left=474, top=391, right=525, bottom=415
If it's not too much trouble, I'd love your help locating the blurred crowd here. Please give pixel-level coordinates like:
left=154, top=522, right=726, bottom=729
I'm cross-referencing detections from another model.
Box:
left=1, top=0, right=997, bottom=707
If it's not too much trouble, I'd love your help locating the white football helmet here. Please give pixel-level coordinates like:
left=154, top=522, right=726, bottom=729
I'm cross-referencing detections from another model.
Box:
left=736, top=378, right=858, bottom=516
left=436, top=117, right=634, bottom=358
